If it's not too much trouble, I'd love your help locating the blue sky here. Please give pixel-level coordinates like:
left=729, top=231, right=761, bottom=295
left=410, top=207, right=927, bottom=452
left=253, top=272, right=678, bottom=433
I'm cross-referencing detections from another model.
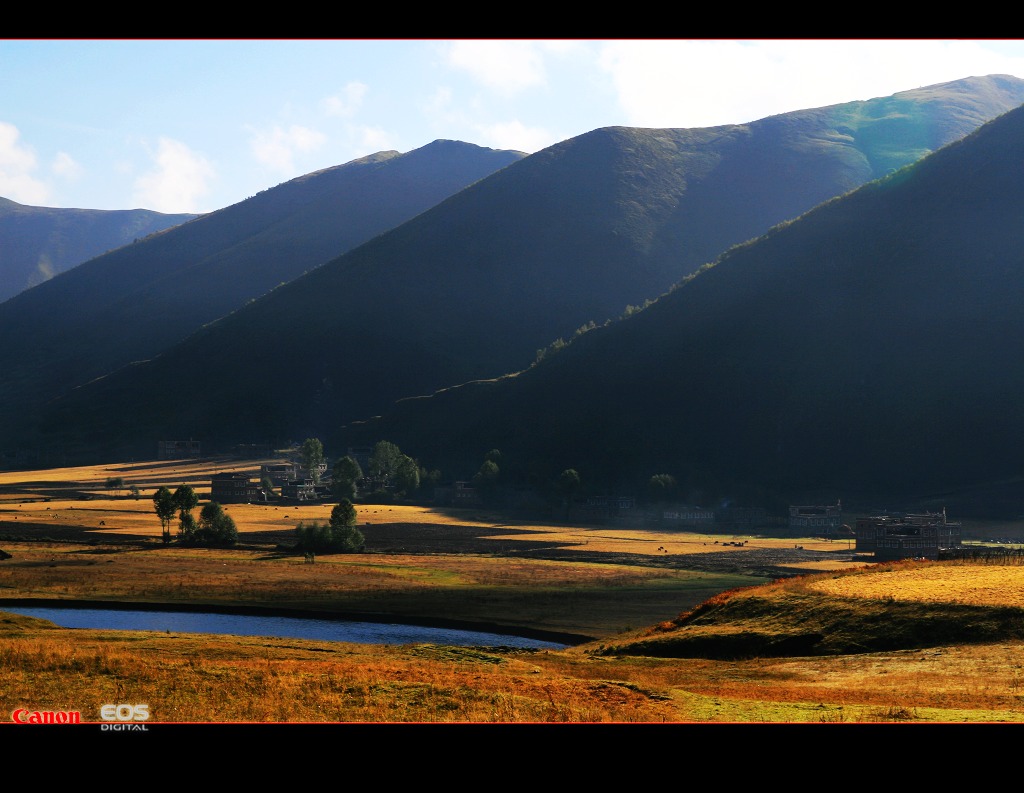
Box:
left=3, top=39, right=1024, bottom=214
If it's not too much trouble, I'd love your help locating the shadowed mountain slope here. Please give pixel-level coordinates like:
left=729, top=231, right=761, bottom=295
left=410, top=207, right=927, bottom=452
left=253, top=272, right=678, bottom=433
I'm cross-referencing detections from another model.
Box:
left=337, top=100, right=1024, bottom=514
left=0, top=198, right=197, bottom=304
left=25, top=76, right=1024, bottom=466
left=0, top=140, right=524, bottom=451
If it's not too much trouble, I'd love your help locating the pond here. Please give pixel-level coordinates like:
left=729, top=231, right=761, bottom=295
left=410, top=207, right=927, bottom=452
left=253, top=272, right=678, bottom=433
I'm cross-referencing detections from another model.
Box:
left=0, top=605, right=571, bottom=650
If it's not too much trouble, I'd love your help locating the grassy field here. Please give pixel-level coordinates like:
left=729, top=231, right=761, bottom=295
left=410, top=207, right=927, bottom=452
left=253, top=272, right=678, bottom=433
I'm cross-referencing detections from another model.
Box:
left=3, top=458, right=1024, bottom=724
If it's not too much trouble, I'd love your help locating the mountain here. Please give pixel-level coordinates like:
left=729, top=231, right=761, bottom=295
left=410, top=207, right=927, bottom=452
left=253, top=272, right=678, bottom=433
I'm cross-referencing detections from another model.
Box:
left=337, top=99, right=1024, bottom=517
left=0, top=139, right=525, bottom=459
left=0, top=198, right=197, bottom=304
left=21, top=76, right=1024, bottom=466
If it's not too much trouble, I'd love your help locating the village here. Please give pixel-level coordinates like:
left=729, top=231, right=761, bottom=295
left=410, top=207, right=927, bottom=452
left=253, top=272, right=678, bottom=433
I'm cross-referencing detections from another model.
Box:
left=153, top=438, right=982, bottom=565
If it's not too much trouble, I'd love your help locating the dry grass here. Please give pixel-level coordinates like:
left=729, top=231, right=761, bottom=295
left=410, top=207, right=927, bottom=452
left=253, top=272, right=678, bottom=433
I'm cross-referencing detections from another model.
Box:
left=3, top=614, right=1024, bottom=723
left=0, top=457, right=862, bottom=554
left=5, top=459, right=1024, bottom=723
left=807, top=559, right=1024, bottom=606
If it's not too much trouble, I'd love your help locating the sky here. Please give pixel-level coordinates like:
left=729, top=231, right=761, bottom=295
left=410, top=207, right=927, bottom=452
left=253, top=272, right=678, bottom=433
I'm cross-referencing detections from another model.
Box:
left=3, top=39, right=1024, bottom=215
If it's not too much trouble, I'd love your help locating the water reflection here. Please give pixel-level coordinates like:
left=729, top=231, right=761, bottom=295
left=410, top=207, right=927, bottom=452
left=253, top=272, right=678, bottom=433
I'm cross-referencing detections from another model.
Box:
left=1, top=606, right=569, bottom=650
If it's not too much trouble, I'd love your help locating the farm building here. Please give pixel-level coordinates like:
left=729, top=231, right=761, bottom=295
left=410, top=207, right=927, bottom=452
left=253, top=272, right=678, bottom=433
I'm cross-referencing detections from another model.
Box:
left=261, top=462, right=297, bottom=486
left=789, top=501, right=842, bottom=537
left=210, top=472, right=261, bottom=504
left=661, top=505, right=716, bottom=528
left=855, top=510, right=962, bottom=561
left=280, top=479, right=331, bottom=503
left=717, top=505, right=769, bottom=531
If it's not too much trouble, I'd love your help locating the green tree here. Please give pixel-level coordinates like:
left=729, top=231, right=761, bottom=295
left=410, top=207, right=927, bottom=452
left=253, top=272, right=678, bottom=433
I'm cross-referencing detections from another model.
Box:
left=646, top=474, right=678, bottom=504
left=472, top=458, right=501, bottom=505
left=178, top=511, right=198, bottom=541
left=105, top=476, right=125, bottom=495
left=129, top=485, right=140, bottom=500
left=393, top=455, right=420, bottom=496
left=173, top=484, right=199, bottom=534
left=328, top=500, right=364, bottom=551
left=418, top=466, right=442, bottom=499
left=300, top=438, right=325, bottom=484
left=558, top=468, right=581, bottom=498
left=186, top=501, right=238, bottom=546
left=474, top=459, right=500, bottom=486
left=295, top=521, right=331, bottom=552
left=368, top=440, right=402, bottom=480
left=152, top=486, right=176, bottom=544
left=331, top=455, right=363, bottom=501
left=296, top=499, right=364, bottom=553
left=557, top=468, right=582, bottom=520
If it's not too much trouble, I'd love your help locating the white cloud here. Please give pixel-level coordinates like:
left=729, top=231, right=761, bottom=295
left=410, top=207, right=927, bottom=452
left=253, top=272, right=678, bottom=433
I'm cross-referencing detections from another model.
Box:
left=322, top=81, right=369, bottom=117
left=598, top=40, right=1024, bottom=129
left=51, top=151, right=82, bottom=180
left=133, top=137, right=215, bottom=213
left=349, top=124, right=396, bottom=152
left=444, top=41, right=548, bottom=95
left=248, top=124, right=327, bottom=173
left=0, top=121, right=50, bottom=204
left=474, top=120, right=555, bottom=154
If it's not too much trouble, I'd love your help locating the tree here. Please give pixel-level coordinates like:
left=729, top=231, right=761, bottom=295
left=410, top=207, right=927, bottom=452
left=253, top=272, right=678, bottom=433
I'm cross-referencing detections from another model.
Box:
left=331, top=455, right=363, bottom=501
left=557, top=469, right=582, bottom=520
left=294, top=521, right=331, bottom=552
left=178, top=511, right=198, bottom=540
left=129, top=485, right=140, bottom=500
left=329, top=500, right=364, bottom=552
left=393, top=455, right=420, bottom=496
left=300, top=438, right=325, bottom=484
left=183, top=501, right=238, bottom=546
left=646, top=474, right=678, bottom=504
left=418, top=466, right=442, bottom=499
left=367, top=441, right=402, bottom=480
left=558, top=468, right=581, bottom=498
left=473, top=459, right=500, bottom=486
left=152, top=486, right=176, bottom=544
left=173, top=484, right=199, bottom=535
left=296, top=499, right=364, bottom=553
left=105, top=476, right=125, bottom=495
left=472, top=458, right=500, bottom=505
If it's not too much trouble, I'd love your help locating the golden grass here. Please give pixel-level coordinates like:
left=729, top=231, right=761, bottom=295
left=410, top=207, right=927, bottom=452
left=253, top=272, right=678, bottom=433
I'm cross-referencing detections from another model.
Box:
left=0, top=458, right=864, bottom=571
left=807, top=559, right=1024, bottom=607
left=0, top=540, right=750, bottom=640
left=3, top=616, right=1024, bottom=723
left=5, top=459, right=1024, bottom=722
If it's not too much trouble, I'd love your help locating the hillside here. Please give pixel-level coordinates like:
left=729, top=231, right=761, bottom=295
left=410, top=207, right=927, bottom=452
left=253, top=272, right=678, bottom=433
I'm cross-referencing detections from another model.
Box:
left=598, top=559, right=1024, bottom=659
left=0, top=140, right=524, bottom=462
left=0, top=198, right=196, bottom=304
left=27, top=76, right=1024, bottom=465
left=336, top=98, right=1024, bottom=516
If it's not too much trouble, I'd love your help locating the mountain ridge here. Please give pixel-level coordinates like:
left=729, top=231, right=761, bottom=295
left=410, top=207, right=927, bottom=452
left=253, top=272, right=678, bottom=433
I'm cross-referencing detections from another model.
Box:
left=0, top=199, right=198, bottom=304
left=338, top=99, right=1024, bottom=515
left=13, top=76, right=1024, bottom=478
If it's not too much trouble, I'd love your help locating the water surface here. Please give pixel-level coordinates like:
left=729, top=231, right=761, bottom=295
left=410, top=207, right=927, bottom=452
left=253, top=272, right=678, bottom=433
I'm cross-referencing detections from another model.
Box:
left=1, top=605, right=570, bottom=649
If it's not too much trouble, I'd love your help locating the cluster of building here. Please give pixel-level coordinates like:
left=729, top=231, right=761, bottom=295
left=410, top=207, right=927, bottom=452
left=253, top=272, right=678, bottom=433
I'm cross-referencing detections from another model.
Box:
left=210, top=461, right=331, bottom=505
left=660, top=499, right=963, bottom=561
left=853, top=509, right=962, bottom=561
left=170, top=437, right=967, bottom=563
